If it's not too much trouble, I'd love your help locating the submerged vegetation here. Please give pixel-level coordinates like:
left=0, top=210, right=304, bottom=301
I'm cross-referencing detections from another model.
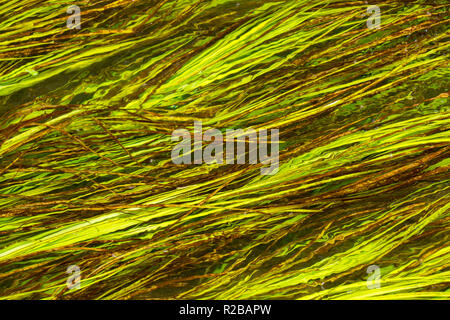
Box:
left=0, top=0, right=449, bottom=299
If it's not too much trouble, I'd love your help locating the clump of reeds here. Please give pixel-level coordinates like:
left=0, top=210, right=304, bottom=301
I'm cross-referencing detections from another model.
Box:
left=0, top=0, right=448, bottom=299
